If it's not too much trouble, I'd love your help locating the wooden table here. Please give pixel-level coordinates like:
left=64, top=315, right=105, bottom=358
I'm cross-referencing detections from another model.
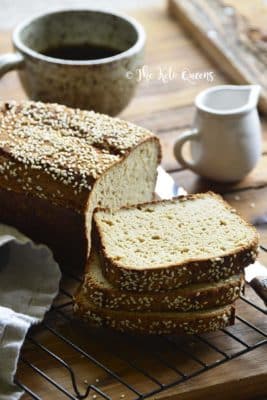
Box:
left=0, top=2, right=266, bottom=399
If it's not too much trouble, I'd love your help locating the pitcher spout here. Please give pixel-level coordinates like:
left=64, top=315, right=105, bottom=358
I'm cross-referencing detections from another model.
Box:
left=195, top=84, right=261, bottom=116
left=248, top=84, right=261, bottom=108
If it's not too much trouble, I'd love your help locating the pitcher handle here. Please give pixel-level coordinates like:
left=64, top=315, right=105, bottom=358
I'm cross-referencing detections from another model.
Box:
left=0, top=52, right=24, bottom=78
left=174, top=128, right=199, bottom=170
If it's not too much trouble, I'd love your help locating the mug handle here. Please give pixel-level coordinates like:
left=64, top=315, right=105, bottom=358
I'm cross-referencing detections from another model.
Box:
left=174, top=128, right=199, bottom=170
left=0, top=52, right=24, bottom=78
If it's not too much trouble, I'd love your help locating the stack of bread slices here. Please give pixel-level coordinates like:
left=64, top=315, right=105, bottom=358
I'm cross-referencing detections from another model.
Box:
left=0, top=102, right=258, bottom=335
left=74, top=192, right=259, bottom=335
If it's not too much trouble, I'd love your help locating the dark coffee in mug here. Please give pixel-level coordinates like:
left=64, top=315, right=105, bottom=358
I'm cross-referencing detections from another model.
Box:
left=41, top=43, right=122, bottom=60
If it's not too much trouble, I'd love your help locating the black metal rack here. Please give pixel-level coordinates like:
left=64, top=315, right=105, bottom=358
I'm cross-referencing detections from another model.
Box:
left=16, top=246, right=267, bottom=400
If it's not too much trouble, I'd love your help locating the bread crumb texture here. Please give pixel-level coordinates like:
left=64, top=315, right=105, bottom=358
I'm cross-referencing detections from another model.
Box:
left=95, top=193, right=258, bottom=269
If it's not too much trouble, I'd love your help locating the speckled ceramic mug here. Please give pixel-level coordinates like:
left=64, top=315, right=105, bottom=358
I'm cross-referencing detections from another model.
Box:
left=0, top=9, right=146, bottom=115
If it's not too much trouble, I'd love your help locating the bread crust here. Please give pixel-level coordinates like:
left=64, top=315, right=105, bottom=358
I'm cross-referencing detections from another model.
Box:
left=0, top=186, right=88, bottom=267
left=93, top=192, right=259, bottom=291
left=74, top=293, right=235, bottom=335
left=79, top=250, right=244, bottom=312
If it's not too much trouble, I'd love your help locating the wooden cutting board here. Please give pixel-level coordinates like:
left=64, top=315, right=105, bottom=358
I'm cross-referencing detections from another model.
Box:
left=168, top=0, right=267, bottom=114
left=0, top=1, right=266, bottom=399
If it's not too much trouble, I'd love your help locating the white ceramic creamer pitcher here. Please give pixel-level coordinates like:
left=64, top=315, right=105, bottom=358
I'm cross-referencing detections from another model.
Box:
left=174, top=85, right=262, bottom=182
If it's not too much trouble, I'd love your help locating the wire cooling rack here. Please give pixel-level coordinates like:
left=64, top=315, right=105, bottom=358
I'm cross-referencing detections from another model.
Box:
left=16, top=247, right=267, bottom=400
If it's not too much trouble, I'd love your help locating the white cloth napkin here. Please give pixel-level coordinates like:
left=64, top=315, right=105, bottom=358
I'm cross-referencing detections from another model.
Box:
left=0, top=224, right=61, bottom=400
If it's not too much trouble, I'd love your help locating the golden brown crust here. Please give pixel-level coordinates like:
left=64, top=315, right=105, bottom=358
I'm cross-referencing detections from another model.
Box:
left=78, top=250, right=244, bottom=312
left=93, top=192, right=259, bottom=291
left=74, top=293, right=235, bottom=335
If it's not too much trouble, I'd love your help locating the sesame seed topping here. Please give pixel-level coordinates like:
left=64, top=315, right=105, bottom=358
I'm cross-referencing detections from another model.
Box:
left=0, top=101, right=153, bottom=195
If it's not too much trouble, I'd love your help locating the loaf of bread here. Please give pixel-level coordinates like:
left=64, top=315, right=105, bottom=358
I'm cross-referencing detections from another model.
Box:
left=79, top=249, right=244, bottom=312
left=0, top=101, right=161, bottom=267
left=74, top=291, right=235, bottom=335
left=93, top=192, right=259, bottom=291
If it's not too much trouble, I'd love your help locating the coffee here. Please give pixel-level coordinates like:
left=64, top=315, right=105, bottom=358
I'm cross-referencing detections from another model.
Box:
left=41, top=43, right=121, bottom=60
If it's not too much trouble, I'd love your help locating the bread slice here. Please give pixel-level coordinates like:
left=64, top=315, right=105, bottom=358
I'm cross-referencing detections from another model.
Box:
left=79, top=249, right=244, bottom=312
left=93, top=192, right=259, bottom=291
left=74, top=291, right=235, bottom=335
left=0, top=101, right=161, bottom=268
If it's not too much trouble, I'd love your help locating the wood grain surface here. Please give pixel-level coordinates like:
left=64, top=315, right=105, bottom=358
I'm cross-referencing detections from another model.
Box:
left=0, top=1, right=266, bottom=399
left=168, top=0, right=267, bottom=113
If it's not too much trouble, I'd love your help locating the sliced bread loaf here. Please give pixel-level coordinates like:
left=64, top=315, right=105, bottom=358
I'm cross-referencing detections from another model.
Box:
left=93, top=192, right=259, bottom=291
left=0, top=101, right=161, bottom=268
left=74, top=292, right=235, bottom=335
left=79, top=249, right=244, bottom=312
